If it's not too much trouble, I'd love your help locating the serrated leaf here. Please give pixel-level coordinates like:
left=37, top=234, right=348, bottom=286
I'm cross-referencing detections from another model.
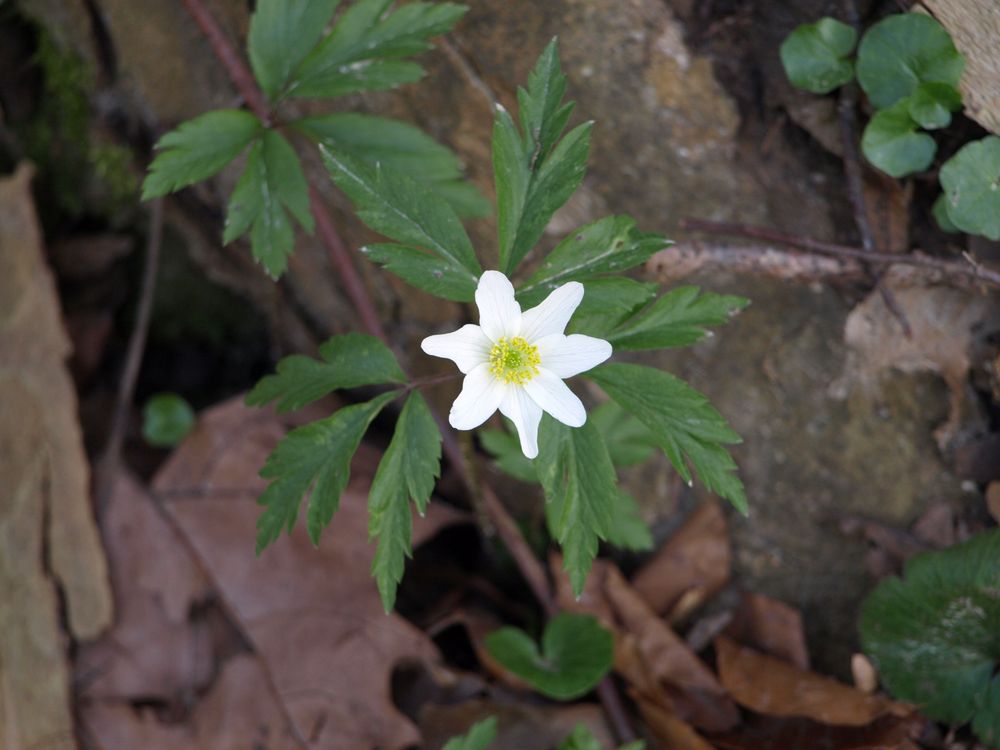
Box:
left=290, top=0, right=467, bottom=98
left=604, top=490, right=653, bottom=552
left=589, top=401, right=657, bottom=468
left=537, top=416, right=617, bottom=595
left=564, top=278, right=659, bottom=338
left=519, top=216, right=668, bottom=300
left=442, top=716, right=498, bottom=750
left=860, top=529, right=1000, bottom=742
left=248, top=0, right=341, bottom=98
left=480, top=427, right=538, bottom=482
left=142, top=110, right=260, bottom=199
left=587, top=363, right=746, bottom=514
left=255, top=391, right=396, bottom=553
left=484, top=613, right=613, bottom=700
left=608, top=286, right=748, bottom=351
left=907, top=81, right=962, bottom=130
left=362, top=243, right=478, bottom=302
left=779, top=17, right=857, bottom=94
left=494, top=40, right=592, bottom=275
left=296, top=112, right=489, bottom=217
left=142, top=393, right=195, bottom=447
left=322, top=146, right=482, bottom=282
left=939, top=136, right=1000, bottom=240
left=369, top=392, right=441, bottom=612
left=246, top=333, right=406, bottom=412
left=224, top=130, right=314, bottom=278
left=856, top=13, right=964, bottom=109
left=861, top=100, right=936, bottom=178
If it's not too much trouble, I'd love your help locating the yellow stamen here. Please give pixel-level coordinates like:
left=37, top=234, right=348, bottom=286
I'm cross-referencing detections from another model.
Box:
left=488, top=337, right=540, bottom=385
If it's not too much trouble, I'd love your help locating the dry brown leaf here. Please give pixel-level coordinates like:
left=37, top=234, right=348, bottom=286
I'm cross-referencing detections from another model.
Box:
left=715, top=637, right=905, bottom=726
left=631, top=501, right=730, bottom=619
left=707, top=712, right=925, bottom=750
left=724, top=592, right=809, bottom=669
left=75, top=473, right=213, bottom=701
left=0, top=164, right=112, bottom=750
left=863, top=173, right=912, bottom=255
left=987, top=482, right=1000, bottom=524
left=633, top=694, right=716, bottom=750
left=152, top=396, right=463, bottom=750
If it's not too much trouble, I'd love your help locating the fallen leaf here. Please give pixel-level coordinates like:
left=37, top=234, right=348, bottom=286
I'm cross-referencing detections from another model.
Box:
left=707, top=712, right=925, bottom=750
left=715, top=637, right=905, bottom=726
left=153, top=396, right=463, bottom=750
left=630, top=501, right=730, bottom=619
left=987, top=482, right=1000, bottom=524
left=724, top=592, right=809, bottom=669
left=633, top=694, right=716, bottom=750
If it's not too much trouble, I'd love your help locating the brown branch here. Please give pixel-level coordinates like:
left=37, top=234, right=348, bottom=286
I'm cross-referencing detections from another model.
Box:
left=678, top=218, right=1000, bottom=289
left=95, top=198, right=165, bottom=513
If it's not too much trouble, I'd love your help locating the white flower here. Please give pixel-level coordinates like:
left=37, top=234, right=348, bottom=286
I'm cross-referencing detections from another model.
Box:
left=421, top=271, right=612, bottom=459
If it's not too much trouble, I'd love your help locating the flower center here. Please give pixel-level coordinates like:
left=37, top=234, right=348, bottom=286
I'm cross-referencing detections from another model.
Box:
left=488, top=337, right=541, bottom=385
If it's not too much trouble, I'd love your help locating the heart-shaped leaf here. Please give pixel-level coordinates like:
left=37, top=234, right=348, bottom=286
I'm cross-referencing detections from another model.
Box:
left=861, top=101, right=936, bottom=178
left=907, top=81, right=962, bottom=130
left=780, top=17, right=857, bottom=94
left=939, top=136, right=1000, bottom=240
left=484, top=613, right=613, bottom=700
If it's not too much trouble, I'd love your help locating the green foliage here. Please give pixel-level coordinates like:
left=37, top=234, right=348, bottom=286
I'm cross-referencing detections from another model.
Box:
left=246, top=333, right=406, bottom=412
left=494, top=39, right=593, bottom=274
left=295, top=112, right=489, bottom=217
left=939, top=136, right=1000, bottom=240
left=588, top=401, right=657, bottom=468
left=255, top=391, right=397, bottom=553
left=779, top=17, right=857, bottom=94
left=480, top=426, right=539, bottom=482
left=856, top=14, right=964, bottom=110
left=142, top=393, right=196, bottom=447
left=323, top=148, right=483, bottom=298
left=861, top=101, right=936, bottom=178
left=907, top=81, right=962, bottom=130
left=248, top=0, right=341, bottom=99
left=484, top=613, right=613, bottom=700
left=860, top=530, right=1000, bottom=748
left=223, top=130, right=314, bottom=278
left=563, top=278, right=659, bottom=338
left=558, top=725, right=646, bottom=750
left=603, top=490, right=653, bottom=552
left=289, top=0, right=467, bottom=98
left=142, top=110, right=261, bottom=199
left=932, top=193, right=960, bottom=233
left=368, top=392, right=442, bottom=612
left=537, top=417, right=617, bottom=595
left=442, top=717, right=499, bottom=750
left=608, top=285, right=749, bottom=351
left=587, top=364, right=746, bottom=514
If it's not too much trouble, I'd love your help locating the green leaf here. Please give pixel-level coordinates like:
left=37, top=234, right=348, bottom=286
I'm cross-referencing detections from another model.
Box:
left=361, top=243, right=478, bottom=302
left=604, top=490, right=653, bottom=552
left=480, top=426, right=538, bottom=482
left=369, top=392, right=441, bottom=612
left=564, top=278, right=659, bottom=339
left=519, top=216, right=668, bottom=300
left=494, top=40, right=593, bottom=274
left=442, top=716, right=498, bottom=750
left=557, top=725, right=603, bottom=750
left=972, top=675, right=1000, bottom=750
left=255, top=391, right=396, bottom=553
left=290, top=0, right=467, bottom=99
left=779, top=17, right=857, bottom=94
left=906, top=81, right=962, bottom=130
left=861, top=101, right=936, bottom=178
left=860, top=529, right=1000, bottom=742
left=589, top=401, right=657, bottom=468
left=587, top=363, right=746, bottom=514
left=142, top=110, right=260, bottom=199
left=484, top=613, right=613, bottom=700
left=608, top=286, right=749, bottom=351
left=246, top=333, right=406, bottom=412
left=856, top=13, right=964, bottom=109
left=932, top=192, right=960, bottom=233
left=223, top=130, right=314, bottom=278
left=248, top=0, right=341, bottom=98
left=142, top=393, right=195, bottom=447
left=295, top=112, right=489, bottom=217
left=537, top=417, right=617, bottom=595
left=322, top=147, right=482, bottom=283
left=939, top=136, right=1000, bottom=240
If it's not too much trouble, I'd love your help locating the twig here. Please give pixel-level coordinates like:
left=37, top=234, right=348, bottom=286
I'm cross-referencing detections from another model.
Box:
left=679, top=217, right=1000, bottom=289
left=94, top=198, right=164, bottom=513
left=649, top=241, right=868, bottom=283
left=439, top=37, right=498, bottom=110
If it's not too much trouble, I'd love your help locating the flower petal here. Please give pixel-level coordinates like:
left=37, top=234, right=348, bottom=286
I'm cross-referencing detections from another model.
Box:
left=524, top=369, right=586, bottom=428
left=535, top=334, right=613, bottom=378
left=475, top=271, right=521, bottom=341
left=449, top=363, right=504, bottom=430
left=499, top=385, right=543, bottom=459
left=519, top=281, right=584, bottom=342
left=421, top=324, right=492, bottom=374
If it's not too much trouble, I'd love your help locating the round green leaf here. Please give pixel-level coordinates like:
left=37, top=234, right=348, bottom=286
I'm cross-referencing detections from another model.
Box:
left=907, top=81, right=962, bottom=130
left=779, top=17, right=857, bottom=94
left=939, top=136, right=1000, bottom=240
left=484, top=613, right=613, bottom=700
left=931, top=193, right=959, bottom=233
left=861, top=101, right=936, bottom=178
left=856, top=14, right=964, bottom=109
left=860, top=529, right=1000, bottom=733
left=142, top=393, right=196, bottom=447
